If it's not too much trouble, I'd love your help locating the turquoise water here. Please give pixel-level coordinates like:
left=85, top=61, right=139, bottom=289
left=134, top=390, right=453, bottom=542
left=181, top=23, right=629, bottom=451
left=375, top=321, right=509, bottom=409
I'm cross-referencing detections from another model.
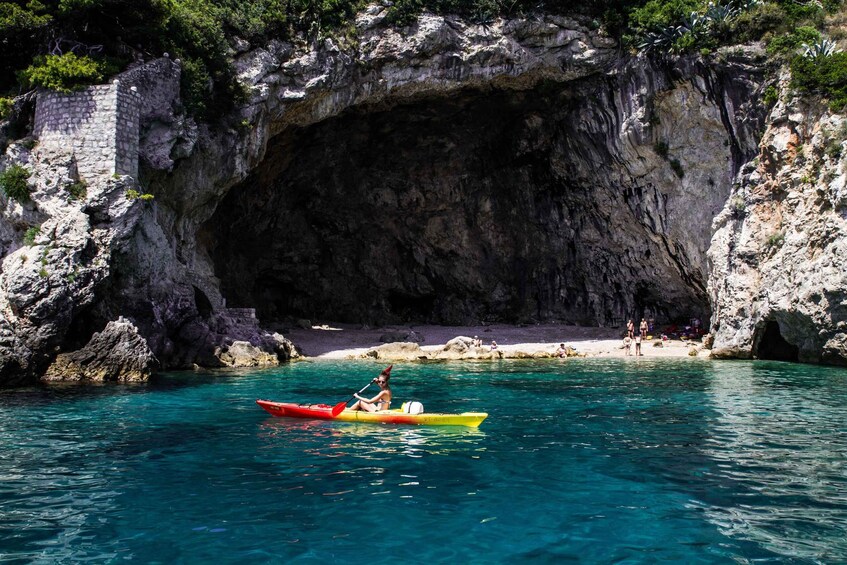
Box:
left=2, top=359, right=847, bottom=563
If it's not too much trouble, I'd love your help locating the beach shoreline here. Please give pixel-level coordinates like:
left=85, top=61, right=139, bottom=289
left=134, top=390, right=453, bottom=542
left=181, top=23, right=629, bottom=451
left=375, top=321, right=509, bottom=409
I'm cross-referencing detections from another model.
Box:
left=283, top=322, right=708, bottom=360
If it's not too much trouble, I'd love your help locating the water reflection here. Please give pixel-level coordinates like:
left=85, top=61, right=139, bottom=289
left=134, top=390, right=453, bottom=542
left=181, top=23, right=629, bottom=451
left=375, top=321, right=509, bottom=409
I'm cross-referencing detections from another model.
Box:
left=0, top=427, right=122, bottom=562
left=257, top=418, right=487, bottom=460
left=702, top=362, right=847, bottom=560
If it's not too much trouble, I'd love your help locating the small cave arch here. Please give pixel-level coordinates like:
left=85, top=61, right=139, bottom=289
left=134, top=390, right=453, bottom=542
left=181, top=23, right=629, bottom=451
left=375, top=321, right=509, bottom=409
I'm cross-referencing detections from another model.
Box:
left=754, top=320, right=799, bottom=362
left=61, top=308, right=109, bottom=352
left=193, top=286, right=214, bottom=320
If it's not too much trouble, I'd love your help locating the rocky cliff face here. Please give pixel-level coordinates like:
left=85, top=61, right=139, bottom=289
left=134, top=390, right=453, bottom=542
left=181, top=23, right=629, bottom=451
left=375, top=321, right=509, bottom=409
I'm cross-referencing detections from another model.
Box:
left=3, top=5, right=825, bottom=386
left=205, top=53, right=767, bottom=326
left=185, top=12, right=768, bottom=330
left=709, top=72, right=847, bottom=364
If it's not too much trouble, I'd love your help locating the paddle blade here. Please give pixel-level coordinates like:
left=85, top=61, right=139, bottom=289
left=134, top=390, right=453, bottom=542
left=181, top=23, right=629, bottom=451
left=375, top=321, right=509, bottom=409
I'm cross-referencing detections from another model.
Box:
left=331, top=401, right=348, bottom=417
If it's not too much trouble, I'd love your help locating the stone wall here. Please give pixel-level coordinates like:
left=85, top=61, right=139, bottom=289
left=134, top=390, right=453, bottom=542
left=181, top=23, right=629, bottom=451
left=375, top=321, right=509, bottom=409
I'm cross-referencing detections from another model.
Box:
left=117, top=58, right=181, bottom=124
left=33, top=80, right=140, bottom=181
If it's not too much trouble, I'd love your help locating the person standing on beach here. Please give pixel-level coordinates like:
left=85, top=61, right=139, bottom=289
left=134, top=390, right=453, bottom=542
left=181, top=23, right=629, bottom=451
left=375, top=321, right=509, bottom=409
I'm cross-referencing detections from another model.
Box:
left=634, top=334, right=643, bottom=356
left=623, top=335, right=632, bottom=356
left=640, top=318, right=648, bottom=337
left=627, top=319, right=635, bottom=339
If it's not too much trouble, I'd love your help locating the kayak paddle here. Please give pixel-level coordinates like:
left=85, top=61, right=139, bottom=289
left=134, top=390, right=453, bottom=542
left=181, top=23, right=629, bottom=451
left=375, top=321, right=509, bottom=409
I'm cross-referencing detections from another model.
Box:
left=331, top=365, right=393, bottom=417
left=331, top=380, right=374, bottom=416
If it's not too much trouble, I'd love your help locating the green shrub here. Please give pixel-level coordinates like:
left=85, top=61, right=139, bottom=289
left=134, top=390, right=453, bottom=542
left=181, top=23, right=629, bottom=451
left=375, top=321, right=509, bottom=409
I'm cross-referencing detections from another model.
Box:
left=672, top=31, right=701, bottom=53
left=19, top=52, right=104, bottom=92
left=0, top=96, right=12, bottom=120
left=125, top=189, right=154, bottom=201
left=766, top=26, right=821, bottom=56
left=66, top=180, right=87, bottom=200
left=385, top=0, right=427, bottom=25
left=23, top=226, right=40, bottom=246
left=765, top=230, right=785, bottom=250
left=629, top=0, right=701, bottom=34
left=791, top=51, right=847, bottom=111
left=670, top=158, right=684, bottom=178
left=0, top=164, right=32, bottom=202
left=732, top=3, right=789, bottom=43
left=0, top=3, right=53, bottom=92
left=179, top=57, right=213, bottom=117
left=654, top=140, right=669, bottom=157
left=773, top=0, right=825, bottom=23
left=731, top=195, right=746, bottom=217
left=763, top=85, right=779, bottom=106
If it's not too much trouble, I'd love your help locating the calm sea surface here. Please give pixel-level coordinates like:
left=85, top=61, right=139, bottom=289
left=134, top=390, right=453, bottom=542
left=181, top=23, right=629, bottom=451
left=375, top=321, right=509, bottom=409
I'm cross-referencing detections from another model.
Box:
left=1, top=359, right=846, bottom=563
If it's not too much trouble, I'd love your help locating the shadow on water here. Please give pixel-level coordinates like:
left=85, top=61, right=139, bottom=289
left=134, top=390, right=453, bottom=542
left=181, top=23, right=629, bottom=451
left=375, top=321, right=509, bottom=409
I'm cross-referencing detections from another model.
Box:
left=0, top=365, right=304, bottom=408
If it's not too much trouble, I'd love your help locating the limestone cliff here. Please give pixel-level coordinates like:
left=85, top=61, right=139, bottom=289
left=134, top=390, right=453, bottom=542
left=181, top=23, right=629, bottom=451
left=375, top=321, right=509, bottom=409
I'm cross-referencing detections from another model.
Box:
left=5, top=5, right=838, bottom=386
left=195, top=16, right=767, bottom=331
left=709, top=72, right=847, bottom=364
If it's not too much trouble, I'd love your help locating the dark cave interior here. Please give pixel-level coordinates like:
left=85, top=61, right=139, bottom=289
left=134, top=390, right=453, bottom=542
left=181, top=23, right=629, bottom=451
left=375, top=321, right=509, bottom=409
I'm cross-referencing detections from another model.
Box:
left=755, top=321, right=800, bottom=362
left=200, top=82, right=713, bottom=327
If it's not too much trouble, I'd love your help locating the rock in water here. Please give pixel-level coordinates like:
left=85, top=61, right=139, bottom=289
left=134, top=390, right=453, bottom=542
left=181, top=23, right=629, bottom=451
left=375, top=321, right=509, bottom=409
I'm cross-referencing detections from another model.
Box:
left=215, top=340, right=278, bottom=367
left=43, top=319, right=158, bottom=382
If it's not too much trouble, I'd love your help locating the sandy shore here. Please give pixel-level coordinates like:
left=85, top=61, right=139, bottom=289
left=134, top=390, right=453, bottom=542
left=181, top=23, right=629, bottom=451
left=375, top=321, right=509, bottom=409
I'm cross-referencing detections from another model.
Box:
left=283, top=322, right=707, bottom=360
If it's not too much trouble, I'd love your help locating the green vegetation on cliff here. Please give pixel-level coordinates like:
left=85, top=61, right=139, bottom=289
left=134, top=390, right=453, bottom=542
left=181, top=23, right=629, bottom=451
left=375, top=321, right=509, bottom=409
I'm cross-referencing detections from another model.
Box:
left=630, top=0, right=839, bottom=54
left=19, top=52, right=111, bottom=92
left=0, top=0, right=844, bottom=120
left=792, top=51, right=847, bottom=111
left=0, top=0, right=647, bottom=119
left=0, top=163, right=32, bottom=203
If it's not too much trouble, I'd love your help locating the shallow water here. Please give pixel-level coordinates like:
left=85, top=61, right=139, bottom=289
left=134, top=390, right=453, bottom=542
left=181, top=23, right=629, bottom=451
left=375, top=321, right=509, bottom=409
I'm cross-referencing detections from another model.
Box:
left=1, top=359, right=846, bottom=563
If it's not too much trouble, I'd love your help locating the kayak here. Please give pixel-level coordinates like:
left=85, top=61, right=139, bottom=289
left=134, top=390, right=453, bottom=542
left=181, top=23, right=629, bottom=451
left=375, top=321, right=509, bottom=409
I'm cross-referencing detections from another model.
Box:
left=256, top=400, right=488, bottom=427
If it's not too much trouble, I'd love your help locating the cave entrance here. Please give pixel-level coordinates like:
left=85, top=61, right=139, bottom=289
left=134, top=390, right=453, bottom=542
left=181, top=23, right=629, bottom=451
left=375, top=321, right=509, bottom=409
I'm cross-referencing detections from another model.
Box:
left=193, top=286, right=213, bottom=319
left=755, top=320, right=799, bottom=362
left=200, top=82, right=715, bottom=327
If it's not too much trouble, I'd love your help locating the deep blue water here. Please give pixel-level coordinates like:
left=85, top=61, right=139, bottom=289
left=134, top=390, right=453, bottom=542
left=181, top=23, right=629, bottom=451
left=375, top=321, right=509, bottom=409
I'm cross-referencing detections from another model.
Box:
left=1, top=359, right=847, bottom=563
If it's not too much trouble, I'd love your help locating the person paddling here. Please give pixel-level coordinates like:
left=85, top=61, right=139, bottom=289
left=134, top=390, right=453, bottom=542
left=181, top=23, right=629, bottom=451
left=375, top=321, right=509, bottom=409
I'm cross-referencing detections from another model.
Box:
left=349, top=366, right=392, bottom=412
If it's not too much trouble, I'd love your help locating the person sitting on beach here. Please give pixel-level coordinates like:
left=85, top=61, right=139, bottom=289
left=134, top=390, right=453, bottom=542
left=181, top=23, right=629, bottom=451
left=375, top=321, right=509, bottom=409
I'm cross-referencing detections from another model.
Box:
left=490, top=340, right=498, bottom=350
left=623, top=335, right=632, bottom=356
left=556, top=343, right=568, bottom=358
left=349, top=368, right=392, bottom=412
